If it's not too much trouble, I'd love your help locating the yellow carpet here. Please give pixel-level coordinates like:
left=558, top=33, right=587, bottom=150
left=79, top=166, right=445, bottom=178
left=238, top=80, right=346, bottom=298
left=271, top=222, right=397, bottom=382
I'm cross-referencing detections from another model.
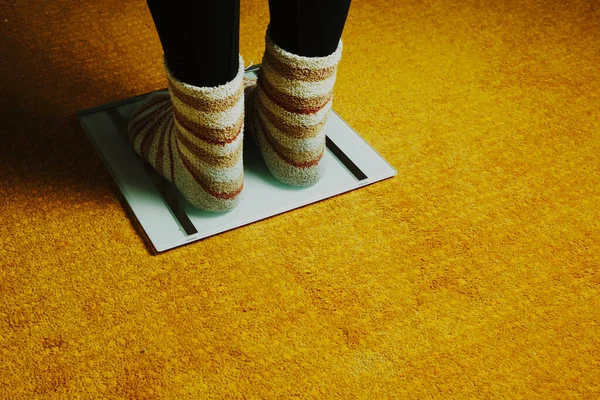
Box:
left=1, top=0, right=599, bottom=398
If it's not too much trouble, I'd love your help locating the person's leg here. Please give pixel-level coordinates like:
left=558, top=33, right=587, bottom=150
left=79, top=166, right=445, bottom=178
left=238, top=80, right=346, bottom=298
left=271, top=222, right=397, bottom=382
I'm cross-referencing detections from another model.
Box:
left=146, top=0, right=240, bottom=87
left=267, top=0, right=352, bottom=57
left=128, top=0, right=246, bottom=212
left=246, top=0, right=351, bottom=186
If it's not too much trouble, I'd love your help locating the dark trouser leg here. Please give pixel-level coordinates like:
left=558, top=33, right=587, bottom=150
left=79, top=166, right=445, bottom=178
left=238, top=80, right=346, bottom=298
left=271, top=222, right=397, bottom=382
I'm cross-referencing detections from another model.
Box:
left=267, top=0, right=352, bottom=57
left=146, top=0, right=240, bottom=87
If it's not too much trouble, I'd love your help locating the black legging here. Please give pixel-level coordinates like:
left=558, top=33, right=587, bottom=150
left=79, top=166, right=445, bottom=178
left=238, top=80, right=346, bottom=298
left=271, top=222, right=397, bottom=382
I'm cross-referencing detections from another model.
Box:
left=146, top=0, right=352, bottom=87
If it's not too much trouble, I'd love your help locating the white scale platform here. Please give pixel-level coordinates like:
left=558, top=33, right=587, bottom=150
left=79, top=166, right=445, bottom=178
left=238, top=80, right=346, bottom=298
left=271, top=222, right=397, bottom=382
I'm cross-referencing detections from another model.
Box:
left=77, top=67, right=396, bottom=252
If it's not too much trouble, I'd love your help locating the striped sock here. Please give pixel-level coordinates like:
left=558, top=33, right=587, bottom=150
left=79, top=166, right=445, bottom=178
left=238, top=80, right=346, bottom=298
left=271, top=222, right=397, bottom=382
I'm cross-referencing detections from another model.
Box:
left=128, top=56, right=246, bottom=212
left=247, top=30, right=343, bottom=186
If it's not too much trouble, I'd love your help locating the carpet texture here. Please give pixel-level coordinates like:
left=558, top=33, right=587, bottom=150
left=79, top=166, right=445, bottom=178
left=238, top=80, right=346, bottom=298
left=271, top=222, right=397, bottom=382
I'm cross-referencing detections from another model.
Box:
left=1, top=0, right=599, bottom=398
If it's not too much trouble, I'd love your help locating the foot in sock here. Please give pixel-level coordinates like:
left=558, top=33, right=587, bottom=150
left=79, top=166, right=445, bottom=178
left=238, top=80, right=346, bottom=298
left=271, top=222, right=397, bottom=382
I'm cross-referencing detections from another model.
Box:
left=247, top=29, right=343, bottom=186
left=128, top=56, right=246, bottom=212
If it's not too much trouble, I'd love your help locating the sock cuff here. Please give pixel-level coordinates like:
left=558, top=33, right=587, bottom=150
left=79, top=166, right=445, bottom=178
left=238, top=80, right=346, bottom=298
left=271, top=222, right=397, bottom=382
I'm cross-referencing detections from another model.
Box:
left=164, top=54, right=245, bottom=102
left=265, top=28, right=343, bottom=70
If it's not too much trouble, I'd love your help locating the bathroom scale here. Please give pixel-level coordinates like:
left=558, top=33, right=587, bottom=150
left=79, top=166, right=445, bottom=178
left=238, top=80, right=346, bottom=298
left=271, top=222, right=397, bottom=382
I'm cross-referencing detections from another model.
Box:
left=76, top=66, right=396, bottom=252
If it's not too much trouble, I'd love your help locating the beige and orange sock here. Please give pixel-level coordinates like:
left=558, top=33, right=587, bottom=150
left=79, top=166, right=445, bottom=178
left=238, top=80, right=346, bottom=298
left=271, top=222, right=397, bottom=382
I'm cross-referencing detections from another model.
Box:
left=247, top=30, right=343, bottom=186
left=128, top=56, right=246, bottom=212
